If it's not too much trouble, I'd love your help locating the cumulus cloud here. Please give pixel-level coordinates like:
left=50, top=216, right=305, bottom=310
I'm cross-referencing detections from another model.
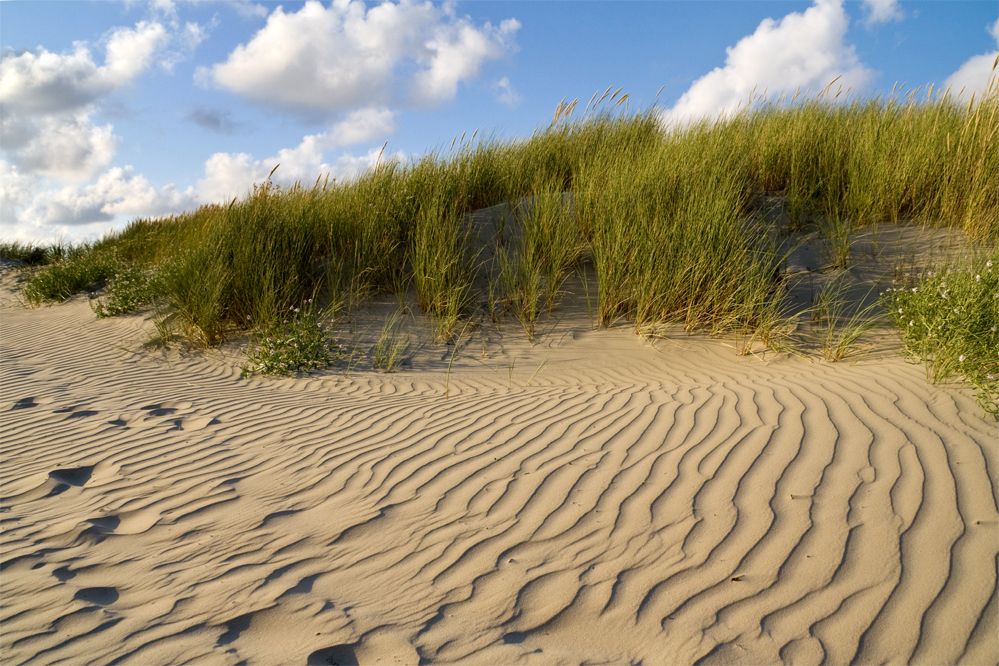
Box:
left=194, top=108, right=396, bottom=203
left=1, top=112, right=116, bottom=181
left=0, top=22, right=168, bottom=114
left=861, top=0, right=903, bottom=26
left=203, top=0, right=520, bottom=113
left=328, top=107, right=396, bottom=145
left=2, top=164, right=197, bottom=241
left=195, top=144, right=395, bottom=204
left=23, top=166, right=194, bottom=227
left=663, top=0, right=873, bottom=125
left=0, top=17, right=218, bottom=239
left=0, top=161, right=37, bottom=228
left=944, top=19, right=999, bottom=100
left=0, top=20, right=176, bottom=183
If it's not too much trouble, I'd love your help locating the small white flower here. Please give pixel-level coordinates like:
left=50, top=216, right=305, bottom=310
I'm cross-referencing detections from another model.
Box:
left=898, top=308, right=903, bottom=314
left=909, top=320, right=914, bottom=326
left=959, top=355, right=965, bottom=362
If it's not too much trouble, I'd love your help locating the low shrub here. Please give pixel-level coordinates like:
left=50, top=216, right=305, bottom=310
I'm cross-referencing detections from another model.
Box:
left=90, top=265, right=166, bottom=318
left=240, top=300, right=345, bottom=376
left=882, top=246, right=999, bottom=418
left=21, top=252, right=118, bottom=305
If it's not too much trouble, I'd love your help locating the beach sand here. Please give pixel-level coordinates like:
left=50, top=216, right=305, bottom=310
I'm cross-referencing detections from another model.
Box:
left=1, top=236, right=997, bottom=665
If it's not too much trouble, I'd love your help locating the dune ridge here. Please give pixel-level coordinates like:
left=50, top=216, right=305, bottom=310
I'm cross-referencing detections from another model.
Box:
left=1, top=295, right=996, bottom=666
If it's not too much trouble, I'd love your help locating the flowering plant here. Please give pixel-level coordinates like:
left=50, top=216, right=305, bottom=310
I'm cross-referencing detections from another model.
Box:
left=90, top=263, right=164, bottom=318
left=240, top=300, right=345, bottom=376
left=881, top=251, right=998, bottom=418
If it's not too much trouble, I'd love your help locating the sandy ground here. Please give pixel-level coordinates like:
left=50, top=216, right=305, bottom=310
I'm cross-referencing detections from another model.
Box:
left=1, top=230, right=997, bottom=666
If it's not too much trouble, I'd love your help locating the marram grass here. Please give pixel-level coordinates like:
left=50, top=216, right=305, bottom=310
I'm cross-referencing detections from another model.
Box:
left=4, top=88, right=997, bottom=405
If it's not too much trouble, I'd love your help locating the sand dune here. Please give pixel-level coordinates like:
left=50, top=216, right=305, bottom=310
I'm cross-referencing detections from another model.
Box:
left=1, top=284, right=997, bottom=665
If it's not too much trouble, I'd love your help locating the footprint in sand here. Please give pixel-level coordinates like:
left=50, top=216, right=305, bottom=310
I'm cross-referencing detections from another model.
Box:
left=87, top=508, right=160, bottom=535
left=49, top=465, right=95, bottom=487
left=73, top=587, right=119, bottom=606
left=9, top=396, right=55, bottom=410
left=306, top=629, right=419, bottom=666
left=51, top=404, right=100, bottom=419
left=52, top=567, right=76, bottom=581
left=40, top=460, right=118, bottom=493
left=141, top=401, right=193, bottom=417
left=169, top=415, right=222, bottom=431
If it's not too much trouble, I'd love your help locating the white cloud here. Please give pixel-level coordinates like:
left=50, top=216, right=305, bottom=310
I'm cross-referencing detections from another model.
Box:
left=412, top=17, right=520, bottom=104
left=1, top=18, right=213, bottom=240
left=944, top=19, right=999, bottom=100
left=25, top=167, right=194, bottom=226
left=861, top=0, right=903, bottom=26
left=0, top=22, right=168, bottom=115
left=1, top=43, right=115, bottom=115
left=204, top=0, right=519, bottom=113
left=0, top=161, right=37, bottom=229
left=194, top=144, right=395, bottom=204
left=104, top=21, right=170, bottom=83
left=663, top=0, right=873, bottom=125
left=328, top=107, right=396, bottom=145
left=194, top=106, right=396, bottom=202
left=2, top=164, right=197, bottom=242
left=492, top=76, right=521, bottom=108
left=3, top=112, right=116, bottom=181
left=0, top=20, right=174, bottom=182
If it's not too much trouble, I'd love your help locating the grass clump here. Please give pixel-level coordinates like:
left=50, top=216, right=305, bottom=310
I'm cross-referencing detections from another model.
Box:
left=240, top=299, right=345, bottom=376
left=881, top=246, right=999, bottom=417
left=410, top=194, right=475, bottom=342
left=811, top=276, right=884, bottom=362
left=21, top=249, right=119, bottom=305
left=372, top=310, right=411, bottom=372
left=0, top=240, right=64, bottom=266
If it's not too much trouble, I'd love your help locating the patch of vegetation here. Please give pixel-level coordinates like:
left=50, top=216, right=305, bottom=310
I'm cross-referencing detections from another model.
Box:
left=21, top=250, right=119, bottom=305
left=240, top=300, right=345, bottom=376
left=4, top=85, right=996, bottom=400
left=0, top=240, right=64, bottom=266
left=882, top=246, right=999, bottom=418
left=372, top=310, right=411, bottom=372
left=90, top=264, right=166, bottom=318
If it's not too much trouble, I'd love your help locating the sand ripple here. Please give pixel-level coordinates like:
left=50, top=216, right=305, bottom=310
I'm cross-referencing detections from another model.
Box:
left=1, top=301, right=996, bottom=665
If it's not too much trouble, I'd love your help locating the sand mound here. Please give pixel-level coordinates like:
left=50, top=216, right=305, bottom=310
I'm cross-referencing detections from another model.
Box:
left=1, top=280, right=996, bottom=665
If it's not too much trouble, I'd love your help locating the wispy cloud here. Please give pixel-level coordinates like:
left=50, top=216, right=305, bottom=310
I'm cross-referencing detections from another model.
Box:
left=185, top=106, right=245, bottom=134
left=861, top=0, right=903, bottom=27
left=492, top=76, right=522, bottom=108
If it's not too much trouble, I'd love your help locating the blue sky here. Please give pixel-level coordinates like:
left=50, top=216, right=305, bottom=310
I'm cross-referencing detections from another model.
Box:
left=1, top=0, right=997, bottom=242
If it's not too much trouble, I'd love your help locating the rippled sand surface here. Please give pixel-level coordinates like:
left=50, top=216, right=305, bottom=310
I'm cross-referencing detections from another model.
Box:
left=1, top=288, right=996, bottom=666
